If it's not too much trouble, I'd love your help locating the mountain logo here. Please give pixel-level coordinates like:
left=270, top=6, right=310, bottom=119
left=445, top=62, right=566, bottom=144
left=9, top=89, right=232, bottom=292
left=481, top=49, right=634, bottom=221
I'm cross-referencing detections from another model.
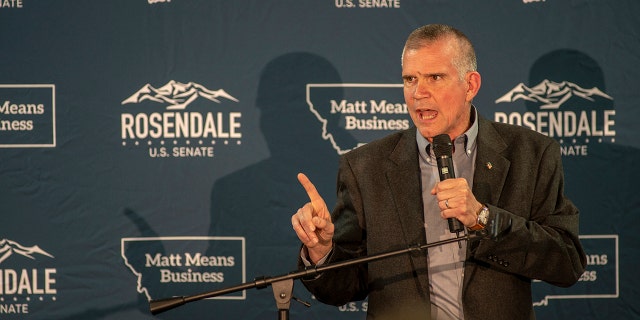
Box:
left=122, top=80, right=239, bottom=110
left=0, top=238, right=54, bottom=264
left=495, top=79, right=612, bottom=109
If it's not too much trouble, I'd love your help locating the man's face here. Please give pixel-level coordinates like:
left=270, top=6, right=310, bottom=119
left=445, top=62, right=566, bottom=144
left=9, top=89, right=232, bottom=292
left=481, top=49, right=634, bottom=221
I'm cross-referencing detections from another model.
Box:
left=402, top=38, right=480, bottom=142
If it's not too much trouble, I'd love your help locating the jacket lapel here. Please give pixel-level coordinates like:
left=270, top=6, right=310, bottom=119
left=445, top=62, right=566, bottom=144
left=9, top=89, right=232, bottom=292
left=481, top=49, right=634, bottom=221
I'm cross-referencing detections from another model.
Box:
left=385, top=130, right=430, bottom=285
left=473, top=118, right=510, bottom=206
left=386, top=129, right=425, bottom=245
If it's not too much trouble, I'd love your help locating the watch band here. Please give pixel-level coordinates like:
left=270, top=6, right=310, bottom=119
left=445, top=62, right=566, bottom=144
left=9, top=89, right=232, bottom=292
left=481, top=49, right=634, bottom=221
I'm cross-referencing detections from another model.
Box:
left=468, top=205, right=489, bottom=231
left=468, top=222, right=484, bottom=231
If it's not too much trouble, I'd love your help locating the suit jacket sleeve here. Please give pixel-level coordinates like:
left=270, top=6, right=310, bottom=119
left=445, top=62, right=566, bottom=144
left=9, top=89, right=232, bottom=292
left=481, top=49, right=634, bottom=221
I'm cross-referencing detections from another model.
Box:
left=298, top=154, right=370, bottom=306
left=468, top=119, right=587, bottom=287
left=299, top=129, right=429, bottom=313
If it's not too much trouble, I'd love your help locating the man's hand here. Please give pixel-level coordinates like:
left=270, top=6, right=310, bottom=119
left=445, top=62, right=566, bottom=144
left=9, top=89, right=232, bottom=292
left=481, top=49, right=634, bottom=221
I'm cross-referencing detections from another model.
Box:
left=291, top=173, right=334, bottom=264
left=431, top=178, right=483, bottom=228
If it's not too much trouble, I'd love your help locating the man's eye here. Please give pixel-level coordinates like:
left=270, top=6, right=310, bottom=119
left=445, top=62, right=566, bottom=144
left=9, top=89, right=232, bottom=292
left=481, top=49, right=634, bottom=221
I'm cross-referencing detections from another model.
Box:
left=403, top=76, right=417, bottom=84
left=431, top=75, right=442, bottom=81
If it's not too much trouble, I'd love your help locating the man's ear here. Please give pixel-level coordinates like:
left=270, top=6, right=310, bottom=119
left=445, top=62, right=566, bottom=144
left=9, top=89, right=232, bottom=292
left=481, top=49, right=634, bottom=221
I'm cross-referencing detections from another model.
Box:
left=465, top=71, right=481, bottom=102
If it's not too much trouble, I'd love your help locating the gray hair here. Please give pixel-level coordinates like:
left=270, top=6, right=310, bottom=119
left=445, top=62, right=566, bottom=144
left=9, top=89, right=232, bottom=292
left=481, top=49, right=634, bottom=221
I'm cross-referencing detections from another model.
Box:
left=402, top=24, right=477, bottom=80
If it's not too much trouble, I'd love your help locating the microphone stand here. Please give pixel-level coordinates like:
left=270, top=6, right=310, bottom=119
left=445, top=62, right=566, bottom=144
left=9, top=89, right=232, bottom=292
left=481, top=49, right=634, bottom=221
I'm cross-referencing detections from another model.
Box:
left=149, top=232, right=487, bottom=319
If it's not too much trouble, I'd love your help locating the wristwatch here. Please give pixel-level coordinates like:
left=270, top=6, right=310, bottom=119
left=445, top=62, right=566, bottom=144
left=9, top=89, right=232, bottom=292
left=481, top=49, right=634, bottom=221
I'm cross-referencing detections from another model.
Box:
left=469, top=205, right=489, bottom=231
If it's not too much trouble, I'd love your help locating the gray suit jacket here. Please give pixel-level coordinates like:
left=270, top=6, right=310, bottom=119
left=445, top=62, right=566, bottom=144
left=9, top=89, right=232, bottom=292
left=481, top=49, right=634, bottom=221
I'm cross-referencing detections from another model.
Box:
left=301, top=116, right=586, bottom=320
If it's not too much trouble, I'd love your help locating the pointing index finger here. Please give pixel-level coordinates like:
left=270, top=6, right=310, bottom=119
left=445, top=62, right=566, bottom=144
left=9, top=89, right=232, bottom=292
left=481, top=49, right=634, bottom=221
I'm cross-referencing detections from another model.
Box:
left=298, top=173, right=329, bottom=219
left=297, top=172, right=320, bottom=201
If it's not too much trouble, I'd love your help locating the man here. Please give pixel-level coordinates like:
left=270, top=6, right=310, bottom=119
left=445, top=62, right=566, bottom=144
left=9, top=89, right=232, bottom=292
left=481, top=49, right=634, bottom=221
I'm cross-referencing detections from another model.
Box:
left=291, top=24, right=586, bottom=320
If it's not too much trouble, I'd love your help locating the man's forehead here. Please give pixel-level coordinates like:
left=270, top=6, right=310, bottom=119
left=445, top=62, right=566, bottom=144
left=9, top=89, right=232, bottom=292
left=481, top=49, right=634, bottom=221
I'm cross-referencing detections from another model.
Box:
left=402, top=50, right=453, bottom=72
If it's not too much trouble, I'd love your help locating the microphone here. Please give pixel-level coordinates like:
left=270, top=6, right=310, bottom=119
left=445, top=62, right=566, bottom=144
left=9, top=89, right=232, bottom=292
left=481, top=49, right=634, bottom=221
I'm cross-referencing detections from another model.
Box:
left=432, top=134, right=465, bottom=236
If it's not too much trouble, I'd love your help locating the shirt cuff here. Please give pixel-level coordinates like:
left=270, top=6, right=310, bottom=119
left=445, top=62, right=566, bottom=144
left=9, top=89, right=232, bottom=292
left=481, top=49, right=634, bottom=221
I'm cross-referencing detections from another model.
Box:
left=300, top=246, right=332, bottom=266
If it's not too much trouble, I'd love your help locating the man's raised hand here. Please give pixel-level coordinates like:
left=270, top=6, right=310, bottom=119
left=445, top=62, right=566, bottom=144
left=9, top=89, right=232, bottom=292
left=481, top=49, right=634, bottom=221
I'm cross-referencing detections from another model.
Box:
left=291, top=173, right=334, bottom=264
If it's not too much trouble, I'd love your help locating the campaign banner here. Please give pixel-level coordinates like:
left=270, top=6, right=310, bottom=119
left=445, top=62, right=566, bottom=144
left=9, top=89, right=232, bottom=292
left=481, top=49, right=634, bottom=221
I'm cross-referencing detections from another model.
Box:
left=1, top=1, right=638, bottom=319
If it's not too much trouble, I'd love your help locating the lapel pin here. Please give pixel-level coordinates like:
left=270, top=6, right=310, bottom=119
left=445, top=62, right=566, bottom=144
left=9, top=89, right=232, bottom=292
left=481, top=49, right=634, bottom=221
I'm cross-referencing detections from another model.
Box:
left=486, top=162, right=493, bottom=170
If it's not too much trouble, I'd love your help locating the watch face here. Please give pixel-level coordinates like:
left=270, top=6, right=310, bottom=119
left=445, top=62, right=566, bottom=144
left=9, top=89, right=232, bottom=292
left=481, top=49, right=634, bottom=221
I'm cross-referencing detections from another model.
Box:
left=479, top=208, right=489, bottom=225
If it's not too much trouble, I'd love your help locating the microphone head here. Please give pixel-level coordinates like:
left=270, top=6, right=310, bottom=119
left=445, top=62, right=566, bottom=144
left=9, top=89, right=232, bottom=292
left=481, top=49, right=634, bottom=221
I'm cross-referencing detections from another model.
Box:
left=432, top=134, right=453, bottom=158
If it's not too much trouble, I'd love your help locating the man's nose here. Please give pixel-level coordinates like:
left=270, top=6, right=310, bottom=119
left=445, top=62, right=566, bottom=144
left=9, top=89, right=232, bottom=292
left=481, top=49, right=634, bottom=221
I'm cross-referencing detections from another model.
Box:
left=413, top=79, right=431, bottom=99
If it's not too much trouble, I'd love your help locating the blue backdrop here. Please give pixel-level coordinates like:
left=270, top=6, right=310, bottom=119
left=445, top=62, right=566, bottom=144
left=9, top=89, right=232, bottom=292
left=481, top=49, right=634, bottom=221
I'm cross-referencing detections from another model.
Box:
left=1, top=1, right=639, bottom=319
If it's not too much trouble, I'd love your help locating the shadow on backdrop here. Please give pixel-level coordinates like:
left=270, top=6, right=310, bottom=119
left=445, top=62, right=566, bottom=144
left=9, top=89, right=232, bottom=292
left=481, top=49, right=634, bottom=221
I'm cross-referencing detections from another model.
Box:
left=527, top=50, right=639, bottom=320
left=206, top=52, right=347, bottom=318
